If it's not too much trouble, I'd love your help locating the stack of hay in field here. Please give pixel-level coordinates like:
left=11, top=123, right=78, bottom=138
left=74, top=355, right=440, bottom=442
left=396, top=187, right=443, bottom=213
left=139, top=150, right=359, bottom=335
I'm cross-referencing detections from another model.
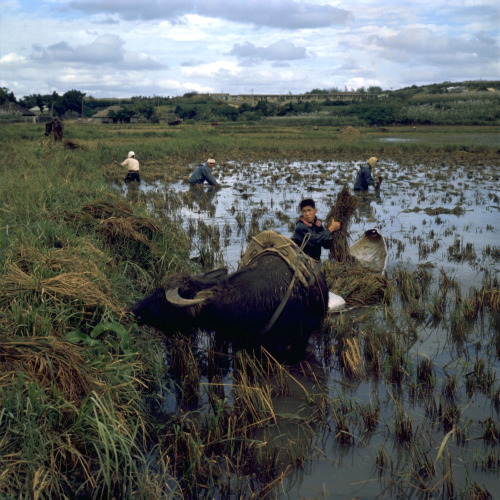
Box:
left=340, top=126, right=361, bottom=139
left=323, top=186, right=389, bottom=308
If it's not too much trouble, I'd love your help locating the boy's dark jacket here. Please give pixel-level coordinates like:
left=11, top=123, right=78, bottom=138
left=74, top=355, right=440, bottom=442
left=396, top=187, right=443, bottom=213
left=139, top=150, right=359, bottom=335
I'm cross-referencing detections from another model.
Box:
left=291, top=216, right=333, bottom=261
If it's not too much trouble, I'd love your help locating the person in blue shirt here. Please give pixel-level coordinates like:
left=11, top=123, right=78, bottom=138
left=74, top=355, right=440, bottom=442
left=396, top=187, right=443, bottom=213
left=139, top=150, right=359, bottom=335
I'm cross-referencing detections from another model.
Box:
left=353, top=157, right=381, bottom=191
left=189, top=158, right=219, bottom=186
left=291, top=198, right=340, bottom=261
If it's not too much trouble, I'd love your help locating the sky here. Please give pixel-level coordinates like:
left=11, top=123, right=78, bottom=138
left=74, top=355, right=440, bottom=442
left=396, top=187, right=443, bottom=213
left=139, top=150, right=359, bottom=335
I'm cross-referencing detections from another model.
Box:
left=1, top=0, right=499, bottom=100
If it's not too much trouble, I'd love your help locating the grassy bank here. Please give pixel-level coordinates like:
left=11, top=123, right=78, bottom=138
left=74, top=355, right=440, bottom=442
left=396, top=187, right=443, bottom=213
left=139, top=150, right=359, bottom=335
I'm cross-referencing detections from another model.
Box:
left=0, top=124, right=194, bottom=497
left=1, top=122, right=499, bottom=498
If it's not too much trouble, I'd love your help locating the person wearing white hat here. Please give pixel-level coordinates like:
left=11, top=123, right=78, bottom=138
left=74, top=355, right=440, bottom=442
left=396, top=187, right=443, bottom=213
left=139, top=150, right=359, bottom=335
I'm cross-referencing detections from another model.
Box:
left=188, top=158, right=219, bottom=186
left=114, top=151, right=140, bottom=183
left=353, top=156, right=381, bottom=191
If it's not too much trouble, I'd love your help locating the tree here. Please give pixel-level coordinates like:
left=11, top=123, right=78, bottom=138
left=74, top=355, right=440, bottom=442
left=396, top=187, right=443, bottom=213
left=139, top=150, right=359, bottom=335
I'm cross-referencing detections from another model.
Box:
left=62, top=90, right=86, bottom=116
left=109, top=108, right=135, bottom=123
left=367, top=86, right=383, bottom=94
left=0, top=87, right=16, bottom=105
left=216, top=104, right=238, bottom=121
left=51, top=91, right=64, bottom=117
left=238, top=102, right=252, bottom=114
left=133, top=102, right=155, bottom=121
left=36, top=94, right=44, bottom=113
left=254, top=100, right=278, bottom=117
left=352, top=102, right=397, bottom=126
left=19, top=94, right=38, bottom=109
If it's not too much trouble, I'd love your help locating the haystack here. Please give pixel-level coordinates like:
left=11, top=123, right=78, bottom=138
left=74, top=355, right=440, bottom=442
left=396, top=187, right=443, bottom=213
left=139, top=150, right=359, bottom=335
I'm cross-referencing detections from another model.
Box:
left=340, top=126, right=361, bottom=137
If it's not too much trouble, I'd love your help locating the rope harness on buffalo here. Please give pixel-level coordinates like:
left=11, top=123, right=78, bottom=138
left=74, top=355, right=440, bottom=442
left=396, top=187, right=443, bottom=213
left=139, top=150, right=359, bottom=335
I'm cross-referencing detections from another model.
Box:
left=238, top=231, right=322, bottom=335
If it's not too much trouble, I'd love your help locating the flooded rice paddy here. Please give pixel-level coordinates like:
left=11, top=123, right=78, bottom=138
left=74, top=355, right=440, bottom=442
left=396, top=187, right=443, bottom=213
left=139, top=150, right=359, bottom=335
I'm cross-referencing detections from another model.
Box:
left=118, top=157, right=499, bottom=498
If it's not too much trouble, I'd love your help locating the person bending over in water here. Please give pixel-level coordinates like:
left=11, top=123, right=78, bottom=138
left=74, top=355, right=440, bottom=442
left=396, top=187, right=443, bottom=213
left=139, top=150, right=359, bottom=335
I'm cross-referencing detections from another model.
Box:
left=353, top=156, right=381, bottom=191
left=189, top=158, right=219, bottom=186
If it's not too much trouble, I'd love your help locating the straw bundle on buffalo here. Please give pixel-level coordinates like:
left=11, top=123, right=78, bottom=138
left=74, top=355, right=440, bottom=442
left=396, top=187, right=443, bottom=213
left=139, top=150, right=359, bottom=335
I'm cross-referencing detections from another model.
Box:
left=325, top=185, right=358, bottom=262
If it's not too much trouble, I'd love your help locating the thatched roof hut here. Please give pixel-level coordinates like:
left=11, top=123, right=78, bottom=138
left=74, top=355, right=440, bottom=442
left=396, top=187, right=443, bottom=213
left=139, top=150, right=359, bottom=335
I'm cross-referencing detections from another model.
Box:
left=91, top=105, right=123, bottom=123
left=0, top=102, right=35, bottom=116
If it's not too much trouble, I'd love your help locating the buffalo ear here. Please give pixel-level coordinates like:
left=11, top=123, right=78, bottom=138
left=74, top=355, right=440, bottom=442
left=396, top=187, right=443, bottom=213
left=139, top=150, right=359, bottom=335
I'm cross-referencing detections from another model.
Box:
left=202, top=267, right=228, bottom=280
left=165, top=288, right=207, bottom=307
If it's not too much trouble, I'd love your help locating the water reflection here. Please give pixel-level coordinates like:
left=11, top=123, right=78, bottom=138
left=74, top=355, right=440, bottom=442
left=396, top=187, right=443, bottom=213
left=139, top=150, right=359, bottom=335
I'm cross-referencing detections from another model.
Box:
left=185, top=183, right=219, bottom=216
left=354, top=190, right=382, bottom=222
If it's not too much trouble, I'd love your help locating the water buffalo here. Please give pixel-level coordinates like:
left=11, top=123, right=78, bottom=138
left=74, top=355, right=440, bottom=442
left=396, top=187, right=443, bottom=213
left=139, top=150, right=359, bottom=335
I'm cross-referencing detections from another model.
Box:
left=128, top=252, right=329, bottom=356
left=45, top=118, right=64, bottom=141
left=168, top=119, right=183, bottom=126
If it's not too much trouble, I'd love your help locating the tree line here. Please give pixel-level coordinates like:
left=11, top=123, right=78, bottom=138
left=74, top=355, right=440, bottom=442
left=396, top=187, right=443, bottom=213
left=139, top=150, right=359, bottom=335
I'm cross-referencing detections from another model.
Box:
left=1, top=80, right=498, bottom=126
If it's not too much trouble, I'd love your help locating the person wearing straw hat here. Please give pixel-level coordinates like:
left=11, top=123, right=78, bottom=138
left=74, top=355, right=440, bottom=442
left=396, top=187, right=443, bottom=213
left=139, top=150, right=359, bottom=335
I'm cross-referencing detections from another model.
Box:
left=113, top=151, right=140, bottom=183
left=291, top=198, right=340, bottom=261
left=353, top=157, right=381, bottom=191
left=189, top=158, right=219, bottom=186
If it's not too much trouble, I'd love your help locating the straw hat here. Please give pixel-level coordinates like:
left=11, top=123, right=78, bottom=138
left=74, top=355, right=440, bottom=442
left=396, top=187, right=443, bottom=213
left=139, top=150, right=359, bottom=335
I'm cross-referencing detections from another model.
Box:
left=368, top=157, right=378, bottom=168
left=207, top=158, right=215, bottom=164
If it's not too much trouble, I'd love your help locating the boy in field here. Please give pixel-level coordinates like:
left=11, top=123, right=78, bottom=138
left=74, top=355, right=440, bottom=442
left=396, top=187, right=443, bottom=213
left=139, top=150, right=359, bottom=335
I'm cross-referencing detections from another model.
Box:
left=291, top=198, right=340, bottom=261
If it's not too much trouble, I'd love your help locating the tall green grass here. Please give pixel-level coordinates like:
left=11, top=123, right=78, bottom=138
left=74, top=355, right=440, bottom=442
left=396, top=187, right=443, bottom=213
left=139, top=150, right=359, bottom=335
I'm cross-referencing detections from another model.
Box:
left=0, top=123, right=192, bottom=498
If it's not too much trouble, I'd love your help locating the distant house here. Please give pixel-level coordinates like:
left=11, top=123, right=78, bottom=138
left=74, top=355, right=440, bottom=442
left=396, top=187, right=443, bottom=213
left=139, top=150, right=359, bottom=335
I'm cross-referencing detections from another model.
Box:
left=29, top=105, right=51, bottom=116
left=0, top=102, right=35, bottom=117
left=91, top=105, right=123, bottom=123
left=446, top=86, right=466, bottom=93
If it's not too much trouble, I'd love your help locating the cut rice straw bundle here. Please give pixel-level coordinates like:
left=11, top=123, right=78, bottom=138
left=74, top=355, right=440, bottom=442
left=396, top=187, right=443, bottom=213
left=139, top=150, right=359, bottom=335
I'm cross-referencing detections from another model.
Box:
left=0, top=263, right=120, bottom=312
left=325, top=185, right=358, bottom=262
left=82, top=199, right=134, bottom=219
left=17, top=242, right=109, bottom=276
left=97, top=217, right=161, bottom=249
left=0, top=334, right=102, bottom=401
left=322, top=261, right=388, bottom=307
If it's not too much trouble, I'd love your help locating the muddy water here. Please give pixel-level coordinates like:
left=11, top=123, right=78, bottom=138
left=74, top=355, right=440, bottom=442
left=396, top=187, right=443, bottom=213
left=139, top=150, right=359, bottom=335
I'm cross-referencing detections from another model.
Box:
left=119, top=158, right=499, bottom=497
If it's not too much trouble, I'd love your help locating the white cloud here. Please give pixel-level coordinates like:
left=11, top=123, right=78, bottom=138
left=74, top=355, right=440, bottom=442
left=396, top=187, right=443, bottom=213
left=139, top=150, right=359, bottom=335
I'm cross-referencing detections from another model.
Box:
left=67, top=0, right=353, bottom=28
left=27, top=35, right=167, bottom=69
left=0, top=52, right=27, bottom=64
left=0, top=0, right=497, bottom=98
left=370, top=27, right=499, bottom=64
left=229, top=40, right=308, bottom=61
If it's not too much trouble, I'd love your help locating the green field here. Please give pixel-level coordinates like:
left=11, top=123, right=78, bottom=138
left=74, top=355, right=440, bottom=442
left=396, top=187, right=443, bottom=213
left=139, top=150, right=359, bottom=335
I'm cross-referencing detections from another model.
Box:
left=1, top=122, right=499, bottom=498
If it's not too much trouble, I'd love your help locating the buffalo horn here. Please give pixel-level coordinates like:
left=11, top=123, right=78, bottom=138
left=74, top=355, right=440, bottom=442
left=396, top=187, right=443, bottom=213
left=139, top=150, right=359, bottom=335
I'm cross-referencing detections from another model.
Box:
left=165, top=288, right=206, bottom=307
